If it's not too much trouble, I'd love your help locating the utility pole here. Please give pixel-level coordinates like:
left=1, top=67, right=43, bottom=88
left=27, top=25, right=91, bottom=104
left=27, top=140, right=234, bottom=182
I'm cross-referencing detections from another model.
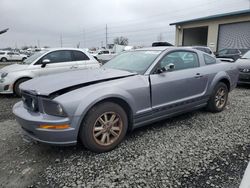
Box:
left=105, top=24, right=108, bottom=49
left=37, top=40, right=40, bottom=48
left=60, top=34, right=62, bottom=47
left=83, top=29, right=86, bottom=48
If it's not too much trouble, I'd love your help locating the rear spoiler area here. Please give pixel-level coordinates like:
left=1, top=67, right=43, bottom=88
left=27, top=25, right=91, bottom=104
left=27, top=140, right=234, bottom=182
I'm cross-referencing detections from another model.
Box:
left=217, top=57, right=235, bottom=63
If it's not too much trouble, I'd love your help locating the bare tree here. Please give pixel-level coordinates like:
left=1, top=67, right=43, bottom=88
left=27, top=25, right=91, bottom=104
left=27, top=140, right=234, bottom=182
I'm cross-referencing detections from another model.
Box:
left=113, top=36, right=129, bottom=45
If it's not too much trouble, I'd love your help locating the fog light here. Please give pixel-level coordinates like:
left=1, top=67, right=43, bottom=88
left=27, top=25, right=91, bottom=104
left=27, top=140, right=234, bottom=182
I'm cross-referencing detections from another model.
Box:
left=4, top=85, right=9, bottom=91
left=39, top=124, right=70, bottom=129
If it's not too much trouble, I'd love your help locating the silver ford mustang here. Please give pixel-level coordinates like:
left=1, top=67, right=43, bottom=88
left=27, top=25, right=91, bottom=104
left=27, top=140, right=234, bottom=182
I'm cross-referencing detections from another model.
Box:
left=13, top=47, right=239, bottom=153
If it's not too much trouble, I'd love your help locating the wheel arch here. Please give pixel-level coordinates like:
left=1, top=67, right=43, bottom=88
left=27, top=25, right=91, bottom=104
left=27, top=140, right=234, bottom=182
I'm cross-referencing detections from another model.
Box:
left=218, top=78, right=230, bottom=91
left=77, top=96, right=134, bottom=138
left=13, top=77, right=33, bottom=93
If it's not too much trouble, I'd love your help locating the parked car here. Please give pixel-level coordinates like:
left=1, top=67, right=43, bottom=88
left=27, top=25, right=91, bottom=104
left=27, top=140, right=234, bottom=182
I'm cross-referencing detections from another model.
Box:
left=0, top=51, right=27, bottom=62
left=152, top=41, right=173, bottom=47
left=215, top=48, right=249, bottom=62
left=0, top=48, right=100, bottom=96
left=235, top=50, right=250, bottom=84
left=13, top=47, right=238, bottom=153
left=92, top=49, right=116, bottom=64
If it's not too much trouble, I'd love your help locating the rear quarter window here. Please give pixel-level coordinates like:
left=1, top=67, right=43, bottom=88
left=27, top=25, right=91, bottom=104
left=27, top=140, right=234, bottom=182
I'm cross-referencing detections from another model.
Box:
left=72, top=51, right=90, bottom=61
left=0, top=52, right=5, bottom=55
left=204, top=54, right=216, bottom=65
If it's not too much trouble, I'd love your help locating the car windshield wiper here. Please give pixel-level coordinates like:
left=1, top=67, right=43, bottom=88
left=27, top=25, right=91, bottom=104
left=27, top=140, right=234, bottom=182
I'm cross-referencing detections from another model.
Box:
left=240, top=57, right=250, bottom=59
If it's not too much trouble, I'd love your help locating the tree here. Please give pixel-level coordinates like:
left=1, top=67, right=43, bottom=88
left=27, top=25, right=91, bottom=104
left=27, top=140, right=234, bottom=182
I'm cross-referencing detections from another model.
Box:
left=113, top=36, right=129, bottom=45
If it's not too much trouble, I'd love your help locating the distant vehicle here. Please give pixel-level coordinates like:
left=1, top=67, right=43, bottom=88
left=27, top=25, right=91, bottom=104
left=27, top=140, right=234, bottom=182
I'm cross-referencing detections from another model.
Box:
left=152, top=41, right=173, bottom=47
left=0, top=51, right=27, bottom=62
left=215, top=48, right=249, bottom=62
left=13, top=47, right=238, bottom=153
left=0, top=48, right=100, bottom=96
left=92, top=49, right=116, bottom=64
left=235, top=50, right=250, bottom=84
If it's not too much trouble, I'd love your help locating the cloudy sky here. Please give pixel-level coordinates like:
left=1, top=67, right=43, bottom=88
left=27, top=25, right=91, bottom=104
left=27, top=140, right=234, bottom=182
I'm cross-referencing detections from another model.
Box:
left=0, top=0, right=249, bottom=49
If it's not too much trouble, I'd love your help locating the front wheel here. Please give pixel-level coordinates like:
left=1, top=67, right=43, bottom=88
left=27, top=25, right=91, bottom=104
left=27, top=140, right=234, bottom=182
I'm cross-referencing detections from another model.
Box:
left=207, top=82, right=229, bottom=113
left=79, top=102, right=128, bottom=153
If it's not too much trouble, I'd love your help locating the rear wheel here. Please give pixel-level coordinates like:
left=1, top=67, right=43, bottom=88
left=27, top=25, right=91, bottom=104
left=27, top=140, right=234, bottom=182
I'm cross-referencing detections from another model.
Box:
left=22, top=57, right=27, bottom=61
left=207, top=82, right=228, bottom=112
left=79, top=102, right=128, bottom=153
left=1, top=57, right=7, bottom=62
left=14, top=78, right=30, bottom=97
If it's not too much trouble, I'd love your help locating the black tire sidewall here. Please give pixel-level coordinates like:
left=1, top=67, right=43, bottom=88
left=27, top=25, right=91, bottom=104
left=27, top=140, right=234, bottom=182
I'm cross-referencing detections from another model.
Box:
left=80, top=102, right=128, bottom=153
left=208, top=82, right=228, bottom=112
left=1, top=58, right=7, bottom=62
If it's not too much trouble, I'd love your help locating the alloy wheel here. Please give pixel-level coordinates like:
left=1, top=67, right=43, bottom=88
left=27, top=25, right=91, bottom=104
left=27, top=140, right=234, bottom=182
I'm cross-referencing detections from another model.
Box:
left=93, top=112, right=123, bottom=146
left=215, top=87, right=227, bottom=109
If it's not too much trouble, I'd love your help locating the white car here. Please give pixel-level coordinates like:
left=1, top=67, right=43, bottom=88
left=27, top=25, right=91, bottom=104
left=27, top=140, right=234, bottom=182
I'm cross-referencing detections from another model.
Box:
left=0, top=51, right=27, bottom=62
left=92, top=49, right=116, bottom=63
left=0, top=48, right=100, bottom=96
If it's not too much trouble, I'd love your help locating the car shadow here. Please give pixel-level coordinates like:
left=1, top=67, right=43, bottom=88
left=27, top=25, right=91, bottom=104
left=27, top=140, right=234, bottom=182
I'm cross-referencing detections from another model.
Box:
left=237, top=84, right=250, bottom=89
left=0, top=94, right=19, bottom=99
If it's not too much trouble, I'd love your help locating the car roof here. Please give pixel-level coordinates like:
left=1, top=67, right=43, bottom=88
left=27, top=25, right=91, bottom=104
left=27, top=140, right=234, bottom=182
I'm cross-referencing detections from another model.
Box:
left=43, top=48, right=88, bottom=52
left=135, top=46, right=174, bottom=51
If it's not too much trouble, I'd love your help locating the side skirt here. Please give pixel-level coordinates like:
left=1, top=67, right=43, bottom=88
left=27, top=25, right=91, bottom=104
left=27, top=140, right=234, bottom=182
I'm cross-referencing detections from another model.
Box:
left=133, top=100, right=208, bottom=129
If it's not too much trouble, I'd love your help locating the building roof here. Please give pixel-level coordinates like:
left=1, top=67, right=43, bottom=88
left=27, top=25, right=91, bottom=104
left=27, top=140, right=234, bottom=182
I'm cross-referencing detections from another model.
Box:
left=170, top=9, right=250, bottom=26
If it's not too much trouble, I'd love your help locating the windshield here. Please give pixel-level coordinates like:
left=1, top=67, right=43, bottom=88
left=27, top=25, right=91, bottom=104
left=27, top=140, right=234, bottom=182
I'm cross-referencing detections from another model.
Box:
left=241, top=50, right=250, bottom=59
left=102, top=50, right=161, bottom=74
left=21, top=51, right=48, bottom=64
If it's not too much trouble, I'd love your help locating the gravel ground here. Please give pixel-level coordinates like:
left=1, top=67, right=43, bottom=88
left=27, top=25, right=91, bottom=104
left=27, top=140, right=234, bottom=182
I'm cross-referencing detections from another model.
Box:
left=0, top=85, right=249, bottom=187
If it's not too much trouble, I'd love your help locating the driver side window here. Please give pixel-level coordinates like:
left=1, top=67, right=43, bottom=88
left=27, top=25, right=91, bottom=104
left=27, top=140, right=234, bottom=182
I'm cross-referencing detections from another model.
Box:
left=159, top=51, right=199, bottom=71
left=41, top=50, right=73, bottom=64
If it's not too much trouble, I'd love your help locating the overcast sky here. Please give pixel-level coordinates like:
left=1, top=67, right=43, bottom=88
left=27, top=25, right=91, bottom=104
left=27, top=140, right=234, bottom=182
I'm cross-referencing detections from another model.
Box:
left=0, top=0, right=249, bottom=49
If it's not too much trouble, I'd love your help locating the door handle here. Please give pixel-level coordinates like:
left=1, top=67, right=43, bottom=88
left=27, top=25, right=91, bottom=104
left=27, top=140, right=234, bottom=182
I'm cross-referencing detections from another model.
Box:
left=195, top=73, right=203, bottom=78
left=70, top=65, right=78, bottom=69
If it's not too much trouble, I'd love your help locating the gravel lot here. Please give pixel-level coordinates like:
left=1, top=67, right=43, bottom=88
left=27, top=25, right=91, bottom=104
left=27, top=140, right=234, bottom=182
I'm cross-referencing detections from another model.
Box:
left=0, top=63, right=249, bottom=187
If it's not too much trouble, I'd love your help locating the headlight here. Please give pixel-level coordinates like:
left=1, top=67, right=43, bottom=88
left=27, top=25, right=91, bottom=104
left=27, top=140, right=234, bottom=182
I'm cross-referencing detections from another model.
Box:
left=1, top=72, right=8, bottom=78
left=42, top=100, right=67, bottom=117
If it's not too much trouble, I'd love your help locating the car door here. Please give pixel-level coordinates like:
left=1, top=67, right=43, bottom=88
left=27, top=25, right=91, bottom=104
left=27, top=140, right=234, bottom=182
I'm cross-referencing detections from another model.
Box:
left=32, top=50, right=78, bottom=77
left=13, top=52, right=21, bottom=61
left=7, top=52, right=14, bottom=61
left=150, top=50, right=209, bottom=111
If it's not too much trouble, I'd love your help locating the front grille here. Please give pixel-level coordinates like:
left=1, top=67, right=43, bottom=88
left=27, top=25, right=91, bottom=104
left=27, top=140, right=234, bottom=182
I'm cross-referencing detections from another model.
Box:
left=239, top=78, right=250, bottom=82
left=21, top=91, right=39, bottom=112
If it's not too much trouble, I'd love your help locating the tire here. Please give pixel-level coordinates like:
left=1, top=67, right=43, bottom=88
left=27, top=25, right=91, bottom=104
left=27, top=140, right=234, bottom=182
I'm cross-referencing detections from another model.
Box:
left=207, top=82, right=229, bottom=113
left=14, top=78, right=30, bottom=97
left=22, top=57, right=27, bottom=61
left=79, top=102, right=128, bottom=153
left=1, top=57, right=7, bottom=62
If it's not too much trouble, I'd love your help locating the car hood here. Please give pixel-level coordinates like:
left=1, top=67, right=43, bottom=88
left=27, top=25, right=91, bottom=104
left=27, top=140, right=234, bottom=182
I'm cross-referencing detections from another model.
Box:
left=236, top=59, right=250, bottom=69
left=20, top=68, right=137, bottom=96
left=0, top=63, right=30, bottom=73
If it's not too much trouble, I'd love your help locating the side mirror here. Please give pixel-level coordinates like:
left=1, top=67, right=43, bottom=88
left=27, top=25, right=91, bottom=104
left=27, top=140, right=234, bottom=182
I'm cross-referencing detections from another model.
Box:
left=41, top=59, right=50, bottom=68
left=165, top=63, right=175, bottom=71
left=156, top=63, right=175, bottom=74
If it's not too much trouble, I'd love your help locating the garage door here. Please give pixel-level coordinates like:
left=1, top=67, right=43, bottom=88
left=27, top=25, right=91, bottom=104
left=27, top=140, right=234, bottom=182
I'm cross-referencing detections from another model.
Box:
left=218, top=21, right=250, bottom=51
